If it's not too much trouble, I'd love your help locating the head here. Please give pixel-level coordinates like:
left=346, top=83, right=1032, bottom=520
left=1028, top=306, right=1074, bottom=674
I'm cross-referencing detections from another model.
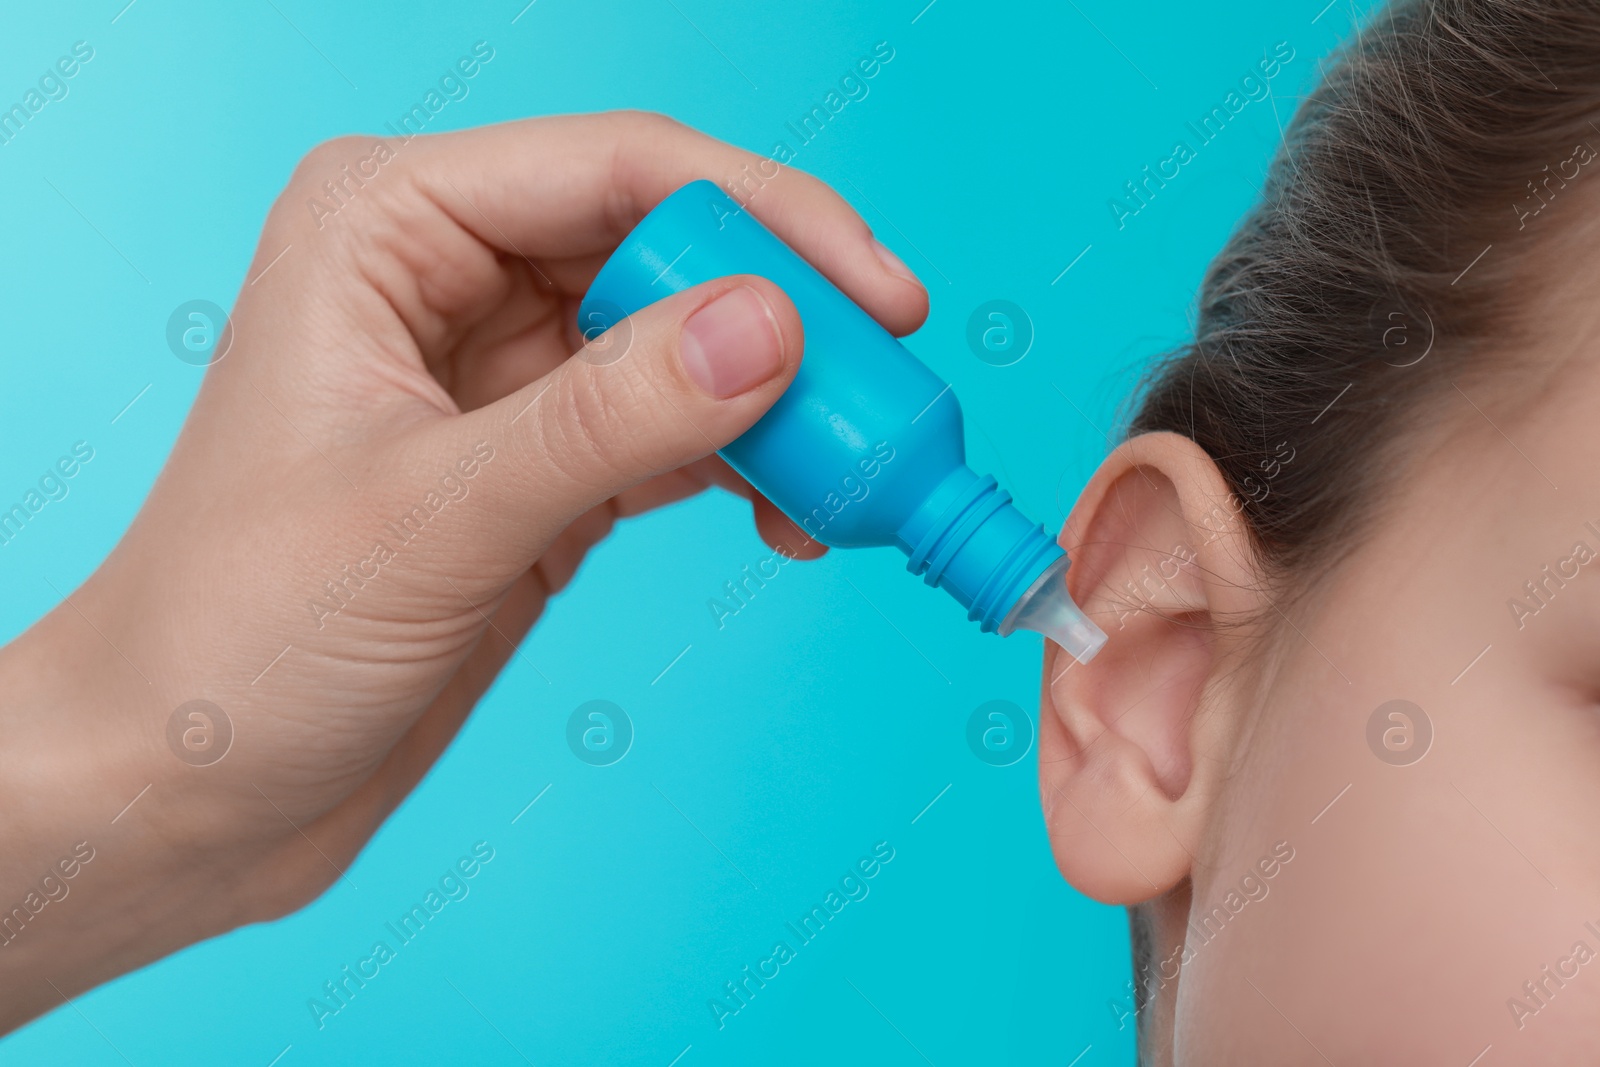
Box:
left=1041, top=1, right=1600, bottom=1060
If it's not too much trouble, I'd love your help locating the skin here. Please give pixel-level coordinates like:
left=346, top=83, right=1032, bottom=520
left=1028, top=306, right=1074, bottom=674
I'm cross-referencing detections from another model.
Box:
left=0, top=111, right=928, bottom=1033
left=1039, top=232, right=1600, bottom=1060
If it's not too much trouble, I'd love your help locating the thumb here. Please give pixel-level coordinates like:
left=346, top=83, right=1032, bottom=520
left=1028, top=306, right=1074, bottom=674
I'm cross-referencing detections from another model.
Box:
left=448, top=275, right=802, bottom=553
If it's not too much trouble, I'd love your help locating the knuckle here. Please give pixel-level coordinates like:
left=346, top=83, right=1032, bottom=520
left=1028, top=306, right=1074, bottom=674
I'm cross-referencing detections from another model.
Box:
left=614, top=108, right=681, bottom=135
left=285, top=136, right=362, bottom=196
left=269, top=136, right=370, bottom=239
left=271, top=134, right=423, bottom=249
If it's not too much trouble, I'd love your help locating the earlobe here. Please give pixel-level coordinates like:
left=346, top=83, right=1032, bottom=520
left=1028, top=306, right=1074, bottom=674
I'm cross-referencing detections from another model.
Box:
left=1039, top=432, right=1264, bottom=905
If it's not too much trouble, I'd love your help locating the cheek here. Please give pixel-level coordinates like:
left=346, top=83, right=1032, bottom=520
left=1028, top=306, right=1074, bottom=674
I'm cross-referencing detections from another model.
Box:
left=1172, top=358, right=1600, bottom=1058
left=1178, top=591, right=1600, bottom=1061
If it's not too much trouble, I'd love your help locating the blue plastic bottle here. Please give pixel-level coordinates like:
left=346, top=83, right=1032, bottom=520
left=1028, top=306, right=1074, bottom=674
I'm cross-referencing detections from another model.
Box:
left=578, top=181, right=1106, bottom=663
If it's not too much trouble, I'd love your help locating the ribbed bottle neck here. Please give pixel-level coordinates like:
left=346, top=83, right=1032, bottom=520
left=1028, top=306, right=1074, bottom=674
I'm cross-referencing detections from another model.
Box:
left=898, top=466, right=1064, bottom=632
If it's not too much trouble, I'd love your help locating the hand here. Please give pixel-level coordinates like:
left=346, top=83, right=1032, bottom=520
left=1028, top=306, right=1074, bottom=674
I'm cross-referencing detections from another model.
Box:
left=0, top=110, right=926, bottom=1029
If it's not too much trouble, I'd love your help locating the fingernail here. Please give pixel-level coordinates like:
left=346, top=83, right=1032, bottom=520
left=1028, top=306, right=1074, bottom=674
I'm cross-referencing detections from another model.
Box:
left=681, top=285, right=785, bottom=398
left=872, top=238, right=922, bottom=288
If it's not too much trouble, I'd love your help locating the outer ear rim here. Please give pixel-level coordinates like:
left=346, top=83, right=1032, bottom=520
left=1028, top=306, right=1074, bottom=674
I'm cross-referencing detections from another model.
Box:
left=1059, top=431, right=1257, bottom=608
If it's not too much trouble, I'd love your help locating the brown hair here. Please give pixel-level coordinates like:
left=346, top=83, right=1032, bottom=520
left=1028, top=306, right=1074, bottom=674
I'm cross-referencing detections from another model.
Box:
left=1129, top=0, right=1600, bottom=591
left=1125, top=0, right=1600, bottom=1050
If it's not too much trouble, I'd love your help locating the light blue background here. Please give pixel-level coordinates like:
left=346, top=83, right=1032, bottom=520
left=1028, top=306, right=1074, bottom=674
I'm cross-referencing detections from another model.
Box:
left=0, top=1, right=1363, bottom=1063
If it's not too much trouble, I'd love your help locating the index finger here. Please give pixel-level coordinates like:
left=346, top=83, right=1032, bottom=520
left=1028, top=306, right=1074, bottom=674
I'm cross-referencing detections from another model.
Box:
left=398, top=110, right=930, bottom=337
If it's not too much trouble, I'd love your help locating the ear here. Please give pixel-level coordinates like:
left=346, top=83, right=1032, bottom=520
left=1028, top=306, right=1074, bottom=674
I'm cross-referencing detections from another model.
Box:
left=1039, top=431, right=1266, bottom=905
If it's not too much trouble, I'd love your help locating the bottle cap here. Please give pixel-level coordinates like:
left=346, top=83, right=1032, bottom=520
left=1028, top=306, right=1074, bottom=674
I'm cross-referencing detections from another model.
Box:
left=998, top=554, right=1107, bottom=664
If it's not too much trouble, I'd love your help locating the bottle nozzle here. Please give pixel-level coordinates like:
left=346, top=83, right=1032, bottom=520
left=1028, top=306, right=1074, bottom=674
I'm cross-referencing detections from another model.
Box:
left=999, top=554, right=1107, bottom=664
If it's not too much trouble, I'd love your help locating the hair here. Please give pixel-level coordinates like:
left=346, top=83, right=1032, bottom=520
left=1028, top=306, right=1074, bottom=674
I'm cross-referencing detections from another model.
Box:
left=1123, top=0, right=1600, bottom=1052
left=1130, top=0, right=1600, bottom=591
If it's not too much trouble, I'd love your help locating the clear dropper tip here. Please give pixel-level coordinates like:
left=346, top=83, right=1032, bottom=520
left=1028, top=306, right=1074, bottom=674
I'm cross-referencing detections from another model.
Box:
left=1000, top=555, right=1108, bottom=665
